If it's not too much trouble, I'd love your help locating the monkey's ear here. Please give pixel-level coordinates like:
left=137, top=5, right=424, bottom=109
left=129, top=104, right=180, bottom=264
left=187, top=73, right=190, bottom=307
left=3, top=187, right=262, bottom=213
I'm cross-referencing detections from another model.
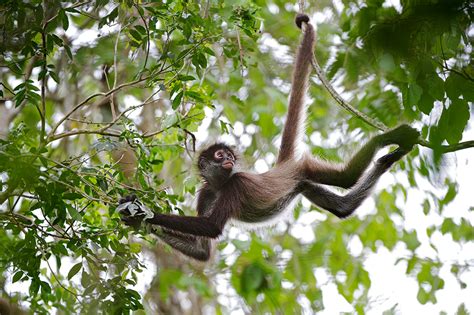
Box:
left=198, top=158, right=206, bottom=169
left=295, top=14, right=310, bottom=29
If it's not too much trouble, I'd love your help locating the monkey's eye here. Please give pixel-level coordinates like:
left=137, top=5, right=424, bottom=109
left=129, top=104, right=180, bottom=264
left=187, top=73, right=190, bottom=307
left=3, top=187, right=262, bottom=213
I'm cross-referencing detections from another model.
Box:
left=214, top=150, right=224, bottom=160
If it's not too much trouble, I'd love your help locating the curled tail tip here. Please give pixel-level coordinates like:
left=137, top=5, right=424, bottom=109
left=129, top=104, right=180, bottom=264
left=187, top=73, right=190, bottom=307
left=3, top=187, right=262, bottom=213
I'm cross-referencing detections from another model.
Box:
left=295, top=13, right=310, bottom=29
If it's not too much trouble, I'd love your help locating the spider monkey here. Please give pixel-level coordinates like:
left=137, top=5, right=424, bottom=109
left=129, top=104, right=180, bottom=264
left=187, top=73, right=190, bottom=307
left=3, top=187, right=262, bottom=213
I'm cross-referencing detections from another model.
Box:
left=119, top=14, right=419, bottom=261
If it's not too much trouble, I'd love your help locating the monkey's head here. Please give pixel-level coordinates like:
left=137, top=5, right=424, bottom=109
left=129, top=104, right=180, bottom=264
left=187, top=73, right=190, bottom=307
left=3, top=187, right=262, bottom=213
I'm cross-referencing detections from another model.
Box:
left=198, top=143, right=236, bottom=185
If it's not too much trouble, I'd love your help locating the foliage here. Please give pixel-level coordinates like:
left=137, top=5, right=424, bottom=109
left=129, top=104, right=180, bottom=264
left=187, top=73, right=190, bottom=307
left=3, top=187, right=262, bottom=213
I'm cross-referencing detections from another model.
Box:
left=0, top=0, right=473, bottom=313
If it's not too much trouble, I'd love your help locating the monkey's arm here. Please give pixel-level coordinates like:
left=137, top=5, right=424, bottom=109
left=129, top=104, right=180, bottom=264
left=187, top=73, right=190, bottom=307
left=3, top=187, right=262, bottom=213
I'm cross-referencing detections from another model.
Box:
left=145, top=211, right=226, bottom=238
left=119, top=195, right=230, bottom=238
left=303, top=148, right=408, bottom=218
left=153, top=228, right=213, bottom=261
left=119, top=191, right=217, bottom=260
left=306, top=125, right=419, bottom=189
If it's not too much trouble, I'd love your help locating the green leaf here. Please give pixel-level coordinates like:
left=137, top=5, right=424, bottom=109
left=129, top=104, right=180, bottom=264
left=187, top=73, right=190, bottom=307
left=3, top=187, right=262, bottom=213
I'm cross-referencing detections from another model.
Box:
left=67, top=262, right=82, bottom=280
left=30, top=279, right=40, bottom=296
left=402, top=230, right=421, bottom=251
left=55, top=243, right=68, bottom=255
left=134, top=25, right=146, bottom=35
left=177, top=75, right=195, bottom=81
left=129, top=243, right=142, bottom=254
left=129, top=29, right=142, bottom=42
left=422, top=199, right=430, bottom=215
left=60, top=10, right=69, bottom=30
left=64, top=45, right=73, bottom=60
left=63, top=193, right=83, bottom=200
left=241, top=262, right=265, bottom=293
left=83, top=285, right=96, bottom=296
left=49, top=71, right=60, bottom=84
left=417, top=287, right=429, bottom=304
left=66, top=205, right=82, bottom=221
left=418, top=92, right=434, bottom=115
left=441, top=218, right=455, bottom=234
left=203, top=46, right=215, bottom=56
left=379, top=53, right=395, bottom=72
left=445, top=74, right=462, bottom=99
left=97, top=176, right=108, bottom=192
left=12, top=271, right=24, bottom=283
left=426, top=75, right=444, bottom=100
left=441, top=182, right=456, bottom=205
left=172, top=91, right=183, bottom=109
left=185, top=91, right=203, bottom=101
left=457, top=304, right=469, bottom=315
left=41, top=281, right=51, bottom=294
left=407, top=83, right=422, bottom=108
left=438, top=99, right=469, bottom=144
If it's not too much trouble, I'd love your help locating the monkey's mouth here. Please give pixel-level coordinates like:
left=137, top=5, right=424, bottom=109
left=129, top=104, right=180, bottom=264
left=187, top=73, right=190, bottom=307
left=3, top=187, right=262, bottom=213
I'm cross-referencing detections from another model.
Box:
left=222, top=161, right=234, bottom=170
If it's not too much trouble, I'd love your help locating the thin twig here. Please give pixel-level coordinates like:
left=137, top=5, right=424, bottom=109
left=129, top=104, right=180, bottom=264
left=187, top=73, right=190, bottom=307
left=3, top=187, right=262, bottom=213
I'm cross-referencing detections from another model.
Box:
left=437, top=61, right=474, bottom=82
left=110, top=26, right=122, bottom=120
left=180, top=126, right=196, bottom=159
left=49, top=129, right=122, bottom=142
left=236, top=28, right=245, bottom=76
left=41, top=243, right=80, bottom=299
left=311, top=56, right=388, bottom=131
left=142, top=112, right=201, bottom=138
left=419, top=139, right=474, bottom=153
left=40, top=6, right=48, bottom=144
left=298, top=0, right=306, bottom=13
left=113, top=27, right=121, bottom=89
left=134, top=3, right=150, bottom=71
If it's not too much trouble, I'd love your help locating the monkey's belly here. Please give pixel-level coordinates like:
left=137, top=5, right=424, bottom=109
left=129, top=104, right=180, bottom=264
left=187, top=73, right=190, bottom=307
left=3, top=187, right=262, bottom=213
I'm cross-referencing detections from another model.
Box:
left=237, top=193, right=298, bottom=223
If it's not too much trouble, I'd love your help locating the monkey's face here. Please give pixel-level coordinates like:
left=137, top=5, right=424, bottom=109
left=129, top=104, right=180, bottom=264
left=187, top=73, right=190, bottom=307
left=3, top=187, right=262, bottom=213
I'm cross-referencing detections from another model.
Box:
left=198, top=144, right=236, bottom=185
left=213, top=148, right=235, bottom=170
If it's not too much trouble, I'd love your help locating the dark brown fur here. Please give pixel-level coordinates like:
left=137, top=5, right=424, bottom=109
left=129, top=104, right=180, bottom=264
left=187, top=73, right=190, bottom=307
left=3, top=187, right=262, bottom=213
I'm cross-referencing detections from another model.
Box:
left=119, top=15, right=419, bottom=261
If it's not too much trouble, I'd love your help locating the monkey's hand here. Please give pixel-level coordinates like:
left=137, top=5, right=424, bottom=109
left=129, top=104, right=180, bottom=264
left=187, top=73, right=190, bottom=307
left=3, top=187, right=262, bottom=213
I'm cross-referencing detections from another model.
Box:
left=117, top=195, right=154, bottom=230
left=379, top=124, right=420, bottom=151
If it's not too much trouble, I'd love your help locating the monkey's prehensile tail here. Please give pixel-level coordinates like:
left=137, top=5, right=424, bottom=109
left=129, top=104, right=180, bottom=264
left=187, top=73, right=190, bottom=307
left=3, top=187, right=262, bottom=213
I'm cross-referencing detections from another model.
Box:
left=277, top=14, right=315, bottom=164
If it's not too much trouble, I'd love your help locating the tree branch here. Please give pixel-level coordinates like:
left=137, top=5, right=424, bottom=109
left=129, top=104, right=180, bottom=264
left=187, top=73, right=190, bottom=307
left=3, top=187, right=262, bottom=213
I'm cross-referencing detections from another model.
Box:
left=48, top=129, right=122, bottom=142
left=418, top=139, right=474, bottom=153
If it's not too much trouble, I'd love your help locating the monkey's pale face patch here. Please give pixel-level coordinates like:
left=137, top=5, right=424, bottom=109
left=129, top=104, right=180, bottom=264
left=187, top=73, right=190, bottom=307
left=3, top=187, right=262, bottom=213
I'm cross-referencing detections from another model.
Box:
left=214, top=149, right=235, bottom=170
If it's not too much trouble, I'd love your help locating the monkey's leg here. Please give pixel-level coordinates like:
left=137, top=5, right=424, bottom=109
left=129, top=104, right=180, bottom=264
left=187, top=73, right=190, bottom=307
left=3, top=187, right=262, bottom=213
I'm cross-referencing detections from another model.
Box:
left=302, top=148, right=407, bottom=218
left=153, top=229, right=213, bottom=261
left=303, top=136, right=383, bottom=189
left=304, top=125, right=418, bottom=189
